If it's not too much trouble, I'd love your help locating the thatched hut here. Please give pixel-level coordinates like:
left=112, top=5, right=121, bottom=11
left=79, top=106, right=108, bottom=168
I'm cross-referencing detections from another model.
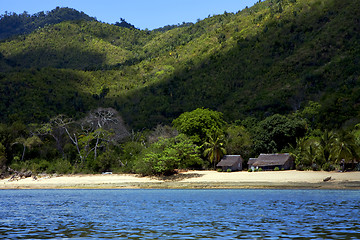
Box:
left=216, top=155, right=243, bottom=171
left=248, top=153, right=294, bottom=170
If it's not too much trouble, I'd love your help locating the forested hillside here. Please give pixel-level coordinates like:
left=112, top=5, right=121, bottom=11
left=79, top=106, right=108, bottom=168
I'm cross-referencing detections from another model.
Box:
left=1, top=0, right=359, bottom=129
left=0, top=7, right=96, bottom=40
left=0, top=0, right=359, bottom=175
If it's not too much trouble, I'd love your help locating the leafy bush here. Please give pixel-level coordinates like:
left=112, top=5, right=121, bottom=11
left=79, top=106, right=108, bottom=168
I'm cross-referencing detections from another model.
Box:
left=274, top=167, right=280, bottom=171
left=38, top=159, right=51, bottom=173
left=10, top=159, right=48, bottom=173
left=322, top=162, right=335, bottom=172
left=312, top=163, right=319, bottom=171
left=296, top=164, right=304, bottom=171
left=9, top=162, right=21, bottom=171
left=95, top=149, right=118, bottom=173
left=132, top=134, right=202, bottom=176
left=227, top=168, right=232, bottom=172
left=53, top=159, right=73, bottom=174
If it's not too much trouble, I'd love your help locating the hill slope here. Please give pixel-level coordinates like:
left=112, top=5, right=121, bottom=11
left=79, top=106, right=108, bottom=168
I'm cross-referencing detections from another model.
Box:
left=0, top=0, right=359, bottom=129
left=0, top=7, right=96, bottom=40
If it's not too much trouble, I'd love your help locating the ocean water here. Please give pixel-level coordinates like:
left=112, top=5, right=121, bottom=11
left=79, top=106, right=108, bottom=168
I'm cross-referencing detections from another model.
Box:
left=0, top=189, right=359, bottom=239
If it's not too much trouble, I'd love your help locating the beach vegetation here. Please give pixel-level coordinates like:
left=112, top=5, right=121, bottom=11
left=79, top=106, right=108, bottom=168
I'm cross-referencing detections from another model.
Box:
left=322, top=162, right=335, bottom=172
left=311, top=163, right=320, bottom=171
left=202, top=131, right=227, bottom=169
left=132, top=133, right=202, bottom=176
left=48, top=158, right=73, bottom=174
left=2, top=105, right=360, bottom=175
left=0, top=143, right=7, bottom=172
left=293, top=129, right=360, bottom=171
left=2, top=105, right=360, bottom=176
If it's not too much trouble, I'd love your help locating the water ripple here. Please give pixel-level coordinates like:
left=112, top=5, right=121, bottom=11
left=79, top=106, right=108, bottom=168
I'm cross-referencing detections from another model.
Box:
left=0, top=189, right=359, bottom=239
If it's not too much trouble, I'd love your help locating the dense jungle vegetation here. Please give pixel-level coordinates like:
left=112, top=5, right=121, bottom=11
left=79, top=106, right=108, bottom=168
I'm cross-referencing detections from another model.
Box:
left=0, top=0, right=359, bottom=176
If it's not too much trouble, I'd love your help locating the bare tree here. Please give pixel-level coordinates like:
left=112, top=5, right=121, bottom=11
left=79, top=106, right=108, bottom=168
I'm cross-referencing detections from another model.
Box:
left=50, top=115, right=87, bottom=164
left=50, top=108, right=130, bottom=164
left=84, top=107, right=130, bottom=141
left=38, top=122, right=66, bottom=157
left=148, top=124, right=178, bottom=144
left=83, top=108, right=130, bottom=159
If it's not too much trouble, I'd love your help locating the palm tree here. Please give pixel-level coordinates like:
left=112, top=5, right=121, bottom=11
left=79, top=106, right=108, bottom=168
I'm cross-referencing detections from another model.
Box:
left=334, top=130, right=359, bottom=164
left=304, top=141, right=321, bottom=170
left=317, top=130, right=337, bottom=166
left=203, top=131, right=226, bottom=169
left=293, top=137, right=319, bottom=169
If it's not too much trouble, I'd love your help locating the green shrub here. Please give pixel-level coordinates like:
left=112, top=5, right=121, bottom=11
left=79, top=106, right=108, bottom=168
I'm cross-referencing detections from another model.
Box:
left=296, top=164, right=304, bottom=171
left=258, top=168, right=263, bottom=171
left=96, top=149, right=118, bottom=172
left=217, top=168, right=223, bottom=172
left=274, top=167, right=280, bottom=171
left=227, top=168, right=232, bottom=172
left=322, top=162, right=335, bottom=172
left=9, top=162, right=21, bottom=171
left=38, top=159, right=50, bottom=173
left=53, top=159, right=73, bottom=174
left=312, top=163, right=319, bottom=171
left=248, top=168, right=252, bottom=172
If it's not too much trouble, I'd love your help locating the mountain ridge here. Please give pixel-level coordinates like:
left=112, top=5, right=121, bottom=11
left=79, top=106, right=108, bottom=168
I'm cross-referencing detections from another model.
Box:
left=0, top=7, right=98, bottom=40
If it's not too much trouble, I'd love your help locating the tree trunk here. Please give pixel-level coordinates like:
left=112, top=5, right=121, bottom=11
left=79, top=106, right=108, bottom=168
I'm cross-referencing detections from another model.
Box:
left=21, top=144, right=26, bottom=162
left=94, top=134, right=100, bottom=160
left=51, top=134, right=65, bottom=158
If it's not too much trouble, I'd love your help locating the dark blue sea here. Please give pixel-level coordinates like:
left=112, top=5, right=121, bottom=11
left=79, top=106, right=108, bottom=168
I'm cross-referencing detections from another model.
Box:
left=0, top=189, right=359, bottom=239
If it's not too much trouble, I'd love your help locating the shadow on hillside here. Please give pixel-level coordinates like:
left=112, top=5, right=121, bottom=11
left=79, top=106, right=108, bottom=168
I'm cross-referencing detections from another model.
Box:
left=7, top=46, right=107, bottom=70
left=0, top=67, right=99, bottom=123
left=107, top=0, right=360, bottom=129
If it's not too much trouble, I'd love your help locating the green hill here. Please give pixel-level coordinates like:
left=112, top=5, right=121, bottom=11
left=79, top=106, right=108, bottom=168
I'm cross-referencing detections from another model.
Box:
left=0, top=20, right=154, bottom=69
left=0, top=0, right=359, bottom=130
left=0, top=7, right=96, bottom=40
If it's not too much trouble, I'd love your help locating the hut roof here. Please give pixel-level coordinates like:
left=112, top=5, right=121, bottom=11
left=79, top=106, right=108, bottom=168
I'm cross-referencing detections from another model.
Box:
left=247, top=158, right=258, bottom=166
left=252, top=153, right=292, bottom=167
left=216, top=155, right=242, bottom=167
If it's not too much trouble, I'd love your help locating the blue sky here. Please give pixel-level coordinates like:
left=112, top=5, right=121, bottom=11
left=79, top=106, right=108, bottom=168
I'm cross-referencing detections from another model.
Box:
left=1, top=0, right=259, bottom=30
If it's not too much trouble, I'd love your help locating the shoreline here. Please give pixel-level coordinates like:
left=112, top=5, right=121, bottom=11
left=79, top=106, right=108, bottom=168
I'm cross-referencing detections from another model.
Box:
left=1, top=170, right=360, bottom=190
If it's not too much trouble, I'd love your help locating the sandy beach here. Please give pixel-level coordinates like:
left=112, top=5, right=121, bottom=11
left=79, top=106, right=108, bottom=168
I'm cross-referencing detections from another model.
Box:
left=1, top=170, right=360, bottom=189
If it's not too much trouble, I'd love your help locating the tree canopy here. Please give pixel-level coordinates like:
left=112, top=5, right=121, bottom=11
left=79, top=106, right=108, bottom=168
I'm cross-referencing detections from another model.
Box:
left=172, top=108, right=226, bottom=145
left=252, top=114, right=307, bottom=153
